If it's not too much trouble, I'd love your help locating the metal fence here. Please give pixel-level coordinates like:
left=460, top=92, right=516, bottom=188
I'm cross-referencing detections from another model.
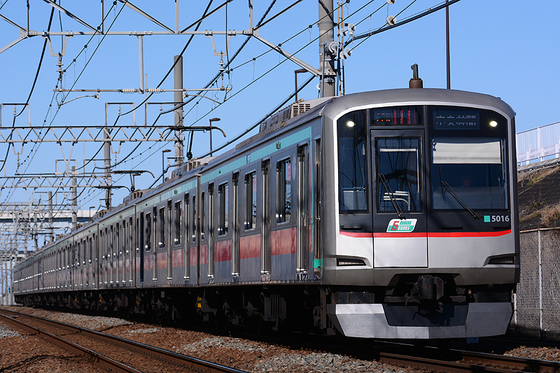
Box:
left=517, top=122, right=560, bottom=164
left=512, top=228, right=560, bottom=339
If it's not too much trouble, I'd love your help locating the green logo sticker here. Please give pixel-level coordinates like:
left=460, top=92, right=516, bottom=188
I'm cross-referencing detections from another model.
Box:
left=387, top=219, right=417, bottom=233
left=484, top=215, right=491, bottom=223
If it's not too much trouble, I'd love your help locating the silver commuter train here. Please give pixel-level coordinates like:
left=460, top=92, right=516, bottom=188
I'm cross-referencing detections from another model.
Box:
left=13, top=86, right=519, bottom=339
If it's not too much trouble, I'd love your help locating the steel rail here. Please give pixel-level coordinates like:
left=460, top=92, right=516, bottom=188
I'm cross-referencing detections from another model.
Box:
left=0, top=309, right=247, bottom=373
left=380, top=351, right=518, bottom=373
left=379, top=347, right=560, bottom=373
left=0, top=311, right=142, bottom=373
left=459, top=349, right=560, bottom=373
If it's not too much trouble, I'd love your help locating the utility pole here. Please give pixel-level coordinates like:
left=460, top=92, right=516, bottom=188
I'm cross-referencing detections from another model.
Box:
left=318, top=0, right=336, bottom=98
left=72, top=166, right=77, bottom=230
left=2, top=247, right=5, bottom=305
left=174, top=55, right=184, bottom=166
left=48, top=191, right=54, bottom=243
left=104, top=107, right=112, bottom=210
left=9, top=237, right=13, bottom=305
left=446, top=0, right=451, bottom=89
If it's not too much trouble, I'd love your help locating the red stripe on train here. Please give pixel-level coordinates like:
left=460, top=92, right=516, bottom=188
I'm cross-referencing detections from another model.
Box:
left=340, top=230, right=512, bottom=238
left=214, top=239, right=232, bottom=262
left=271, top=227, right=297, bottom=256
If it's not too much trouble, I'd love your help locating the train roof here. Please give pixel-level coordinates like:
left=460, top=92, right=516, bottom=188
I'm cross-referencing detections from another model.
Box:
left=321, top=88, right=515, bottom=120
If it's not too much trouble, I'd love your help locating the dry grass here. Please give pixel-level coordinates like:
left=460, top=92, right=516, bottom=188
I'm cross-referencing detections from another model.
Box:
left=540, top=203, right=560, bottom=227
left=518, top=166, right=559, bottom=187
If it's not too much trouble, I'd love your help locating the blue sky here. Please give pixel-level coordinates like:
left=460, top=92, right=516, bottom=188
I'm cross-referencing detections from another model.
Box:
left=0, top=0, right=558, bottom=227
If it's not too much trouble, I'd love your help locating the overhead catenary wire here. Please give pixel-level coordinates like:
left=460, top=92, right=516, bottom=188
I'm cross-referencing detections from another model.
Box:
left=0, top=1, right=123, bottom=208
left=80, top=0, right=354, bottom=188
left=2, top=1, right=121, bottom=178
left=4, top=0, right=448, bottom=247
left=0, top=6, right=56, bottom=175
left=84, top=0, right=279, bottom=179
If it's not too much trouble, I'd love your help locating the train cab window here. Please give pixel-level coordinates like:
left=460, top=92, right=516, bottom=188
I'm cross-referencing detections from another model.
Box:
left=245, top=172, right=257, bottom=230
left=145, top=213, right=152, bottom=251
left=371, top=106, right=422, bottom=126
left=337, top=110, right=368, bottom=212
left=174, top=201, right=182, bottom=245
left=376, top=137, right=421, bottom=213
left=430, top=107, right=509, bottom=211
left=276, top=159, right=292, bottom=223
left=158, top=207, right=165, bottom=248
left=218, top=183, right=229, bottom=236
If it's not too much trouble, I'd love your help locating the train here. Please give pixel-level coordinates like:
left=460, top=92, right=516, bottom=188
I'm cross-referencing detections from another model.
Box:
left=13, top=83, right=519, bottom=339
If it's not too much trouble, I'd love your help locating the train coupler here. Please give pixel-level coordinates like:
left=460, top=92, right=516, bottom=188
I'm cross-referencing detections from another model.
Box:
left=411, top=275, right=444, bottom=301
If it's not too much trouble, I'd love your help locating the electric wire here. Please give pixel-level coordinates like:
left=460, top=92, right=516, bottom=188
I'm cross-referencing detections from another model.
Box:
left=6, top=0, right=440, bottom=247
left=76, top=0, right=283, bottom=207
left=90, top=0, right=340, bottom=181
left=70, top=0, right=216, bottom=179
left=0, top=1, right=123, bottom=213
left=81, top=0, right=277, bottom=180
left=70, top=0, right=223, bottom=208
left=348, top=0, right=460, bottom=51
left=2, top=1, right=121, bottom=180
left=0, top=7, right=55, bottom=175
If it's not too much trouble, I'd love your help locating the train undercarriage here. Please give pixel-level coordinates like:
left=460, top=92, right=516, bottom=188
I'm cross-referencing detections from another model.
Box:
left=15, top=274, right=514, bottom=339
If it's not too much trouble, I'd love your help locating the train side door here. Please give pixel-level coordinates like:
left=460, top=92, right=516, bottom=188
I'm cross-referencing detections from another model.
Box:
left=138, top=212, right=144, bottom=284
left=371, top=131, right=427, bottom=268
left=231, top=174, right=240, bottom=278
left=261, top=160, right=271, bottom=277
left=297, top=144, right=310, bottom=275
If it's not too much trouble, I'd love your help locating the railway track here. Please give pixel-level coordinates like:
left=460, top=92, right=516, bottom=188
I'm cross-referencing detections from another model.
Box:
left=0, top=308, right=246, bottom=373
left=377, top=348, right=560, bottom=372
left=3, top=306, right=560, bottom=372
left=360, top=339, right=560, bottom=373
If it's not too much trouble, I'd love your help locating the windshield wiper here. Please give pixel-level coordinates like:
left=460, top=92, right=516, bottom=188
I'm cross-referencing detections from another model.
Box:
left=379, top=173, right=406, bottom=220
left=440, top=180, right=480, bottom=220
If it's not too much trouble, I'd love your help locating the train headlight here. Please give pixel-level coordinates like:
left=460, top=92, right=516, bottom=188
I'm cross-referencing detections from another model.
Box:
left=346, top=120, right=356, bottom=128
left=489, top=120, right=498, bottom=128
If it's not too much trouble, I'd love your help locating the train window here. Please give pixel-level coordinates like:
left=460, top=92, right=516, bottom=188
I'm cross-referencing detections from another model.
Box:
left=128, top=217, right=133, bottom=251
left=145, top=213, right=151, bottom=251
left=376, top=137, right=421, bottom=213
left=276, top=159, right=292, bottom=223
left=174, top=201, right=182, bottom=245
left=371, top=106, right=422, bottom=126
left=158, top=207, right=165, bottom=248
left=116, top=224, right=121, bottom=261
left=338, top=110, right=368, bottom=212
left=245, top=172, right=257, bottom=230
left=218, top=183, right=229, bottom=236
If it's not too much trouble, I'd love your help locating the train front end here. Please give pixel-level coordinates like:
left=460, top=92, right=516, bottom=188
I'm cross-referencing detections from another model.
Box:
left=321, top=88, right=518, bottom=339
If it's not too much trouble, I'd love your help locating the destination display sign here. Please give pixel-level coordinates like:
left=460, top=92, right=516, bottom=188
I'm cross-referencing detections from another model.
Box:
left=434, top=110, right=479, bottom=130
